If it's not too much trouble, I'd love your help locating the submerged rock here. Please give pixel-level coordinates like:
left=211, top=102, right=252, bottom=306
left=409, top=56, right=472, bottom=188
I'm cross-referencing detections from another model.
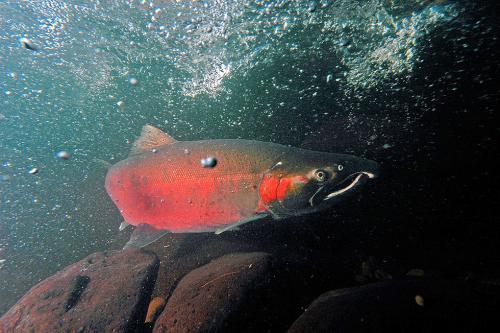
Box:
left=153, top=252, right=272, bottom=333
left=288, top=280, right=500, bottom=333
left=0, top=248, right=159, bottom=333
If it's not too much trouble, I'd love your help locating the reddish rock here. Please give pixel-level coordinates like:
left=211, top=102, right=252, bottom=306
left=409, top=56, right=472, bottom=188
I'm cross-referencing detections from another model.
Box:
left=153, top=252, right=272, bottom=333
left=0, top=248, right=159, bottom=333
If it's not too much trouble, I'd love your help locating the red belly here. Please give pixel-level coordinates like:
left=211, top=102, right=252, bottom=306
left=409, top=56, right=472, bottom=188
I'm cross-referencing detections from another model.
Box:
left=105, top=152, right=263, bottom=232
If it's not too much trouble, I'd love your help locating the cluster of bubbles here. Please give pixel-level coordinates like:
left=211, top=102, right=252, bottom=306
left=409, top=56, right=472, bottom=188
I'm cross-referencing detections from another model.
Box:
left=130, top=0, right=460, bottom=97
left=2, top=0, right=459, bottom=100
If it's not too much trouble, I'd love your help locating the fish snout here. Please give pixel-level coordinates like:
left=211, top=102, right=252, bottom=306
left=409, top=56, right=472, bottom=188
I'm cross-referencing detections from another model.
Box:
left=335, top=155, right=379, bottom=180
left=359, top=158, right=379, bottom=179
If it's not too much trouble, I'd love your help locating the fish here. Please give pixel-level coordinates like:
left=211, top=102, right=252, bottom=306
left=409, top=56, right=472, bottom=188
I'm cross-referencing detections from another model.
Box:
left=105, top=125, right=379, bottom=248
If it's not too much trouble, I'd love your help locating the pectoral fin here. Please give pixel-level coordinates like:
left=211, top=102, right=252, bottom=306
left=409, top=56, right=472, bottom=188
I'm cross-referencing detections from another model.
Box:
left=215, top=214, right=268, bottom=235
left=119, top=221, right=130, bottom=231
left=123, top=224, right=169, bottom=249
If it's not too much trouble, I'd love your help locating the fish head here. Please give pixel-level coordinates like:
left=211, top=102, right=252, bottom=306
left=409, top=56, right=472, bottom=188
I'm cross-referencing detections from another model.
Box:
left=260, top=150, right=379, bottom=217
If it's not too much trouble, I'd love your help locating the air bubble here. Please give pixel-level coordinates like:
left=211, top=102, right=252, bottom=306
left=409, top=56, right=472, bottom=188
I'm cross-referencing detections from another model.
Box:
left=19, top=37, right=37, bottom=50
left=56, top=151, right=71, bottom=160
left=307, top=2, right=317, bottom=13
left=201, top=156, right=217, bottom=168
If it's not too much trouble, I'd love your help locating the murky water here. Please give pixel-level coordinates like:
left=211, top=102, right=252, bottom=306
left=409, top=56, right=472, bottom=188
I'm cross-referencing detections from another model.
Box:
left=1, top=0, right=497, bottom=316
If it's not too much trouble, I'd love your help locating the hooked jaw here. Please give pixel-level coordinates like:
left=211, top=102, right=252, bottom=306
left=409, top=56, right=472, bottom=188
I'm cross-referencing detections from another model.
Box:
left=323, top=171, right=374, bottom=200
left=320, top=158, right=379, bottom=203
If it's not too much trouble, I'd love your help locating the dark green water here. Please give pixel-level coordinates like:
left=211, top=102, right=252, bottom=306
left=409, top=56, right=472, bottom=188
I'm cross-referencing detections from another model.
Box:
left=1, top=0, right=497, bottom=316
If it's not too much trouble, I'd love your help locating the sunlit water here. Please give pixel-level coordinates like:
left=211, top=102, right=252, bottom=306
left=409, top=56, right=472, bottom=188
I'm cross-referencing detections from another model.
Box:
left=0, top=0, right=465, bottom=314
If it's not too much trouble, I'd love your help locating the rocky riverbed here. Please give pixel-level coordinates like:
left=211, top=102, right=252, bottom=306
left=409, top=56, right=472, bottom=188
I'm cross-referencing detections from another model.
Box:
left=1, top=230, right=499, bottom=333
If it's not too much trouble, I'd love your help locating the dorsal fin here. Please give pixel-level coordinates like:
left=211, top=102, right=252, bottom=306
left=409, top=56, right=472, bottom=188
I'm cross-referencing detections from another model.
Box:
left=129, top=124, right=177, bottom=156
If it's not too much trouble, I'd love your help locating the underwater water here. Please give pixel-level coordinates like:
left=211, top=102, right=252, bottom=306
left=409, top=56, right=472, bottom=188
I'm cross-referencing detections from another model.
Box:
left=0, top=0, right=499, bottom=322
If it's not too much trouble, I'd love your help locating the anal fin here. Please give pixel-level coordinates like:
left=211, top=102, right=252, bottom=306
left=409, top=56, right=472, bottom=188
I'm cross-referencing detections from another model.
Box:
left=123, top=224, right=169, bottom=249
left=215, top=213, right=268, bottom=235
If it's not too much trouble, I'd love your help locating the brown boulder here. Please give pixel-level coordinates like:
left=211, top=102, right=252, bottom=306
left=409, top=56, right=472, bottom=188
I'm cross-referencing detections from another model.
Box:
left=288, top=280, right=500, bottom=333
left=153, top=252, right=272, bottom=333
left=0, top=248, right=159, bottom=333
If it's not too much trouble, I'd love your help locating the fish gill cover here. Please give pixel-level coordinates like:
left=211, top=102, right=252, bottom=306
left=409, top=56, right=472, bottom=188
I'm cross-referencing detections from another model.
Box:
left=0, top=0, right=492, bottom=317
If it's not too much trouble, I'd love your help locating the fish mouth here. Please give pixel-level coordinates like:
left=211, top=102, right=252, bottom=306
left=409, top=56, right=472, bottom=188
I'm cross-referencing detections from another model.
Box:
left=323, top=171, right=375, bottom=201
left=308, top=171, right=375, bottom=207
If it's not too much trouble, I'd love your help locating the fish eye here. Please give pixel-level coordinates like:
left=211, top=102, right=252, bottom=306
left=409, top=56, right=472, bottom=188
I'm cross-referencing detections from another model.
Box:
left=314, top=169, right=328, bottom=182
left=337, top=164, right=344, bottom=171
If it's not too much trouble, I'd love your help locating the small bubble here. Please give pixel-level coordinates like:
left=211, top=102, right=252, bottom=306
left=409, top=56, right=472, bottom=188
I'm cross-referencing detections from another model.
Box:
left=338, top=39, right=351, bottom=47
left=56, top=151, right=71, bottom=160
left=326, top=74, right=333, bottom=83
left=29, top=167, right=39, bottom=175
left=129, top=77, right=139, bottom=85
left=307, top=1, right=317, bottom=12
left=19, top=37, right=37, bottom=50
left=201, top=156, right=217, bottom=168
left=184, top=149, right=190, bottom=155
